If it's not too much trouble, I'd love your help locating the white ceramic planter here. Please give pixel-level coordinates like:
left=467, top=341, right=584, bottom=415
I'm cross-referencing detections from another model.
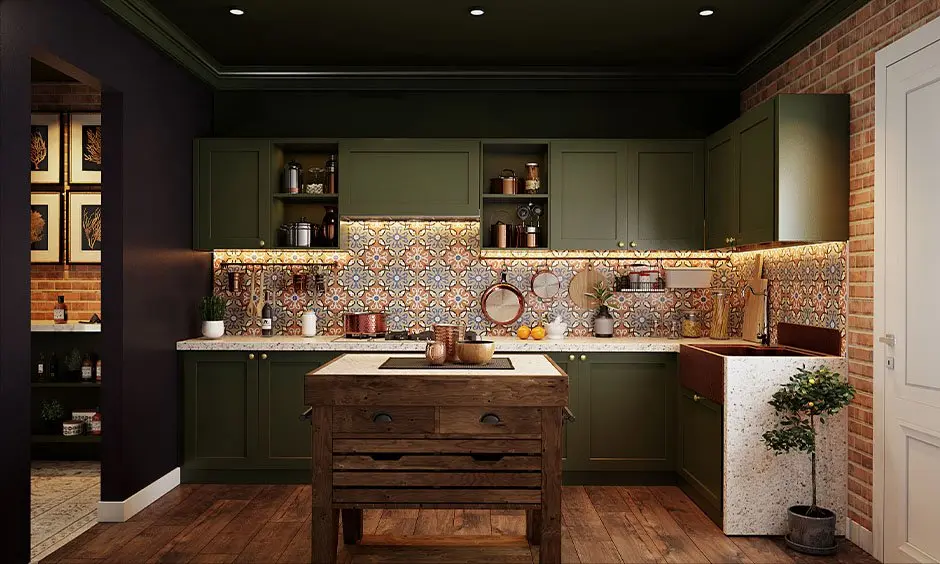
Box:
left=202, top=320, right=225, bottom=339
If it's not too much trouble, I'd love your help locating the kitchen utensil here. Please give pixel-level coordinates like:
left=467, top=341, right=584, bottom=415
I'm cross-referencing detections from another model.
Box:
left=516, top=204, right=531, bottom=221
left=524, top=162, right=540, bottom=193
left=256, top=271, right=267, bottom=317
left=492, top=169, right=518, bottom=195
left=305, top=167, right=326, bottom=194
left=283, top=160, right=303, bottom=194
left=742, top=254, right=766, bottom=343
left=227, top=270, right=242, bottom=293
left=433, top=324, right=465, bottom=362
left=280, top=224, right=296, bottom=247
left=568, top=266, right=605, bottom=310
left=344, top=312, right=387, bottom=338
left=455, top=340, right=495, bottom=365
left=481, top=272, right=525, bottom=325
left=313, top=267, right=325, bottom=295
left=425, top=341, right=447, bottom=365
left=292, top=273, right=308, bottom=293
left=494, top=222, right=508, bottom=248
left=531, top=270, right=560, bottom=299
left=295, top=217, right=312, bottom=247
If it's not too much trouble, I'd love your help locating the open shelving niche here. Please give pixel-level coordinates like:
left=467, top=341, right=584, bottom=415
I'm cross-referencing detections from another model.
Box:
left=270, top=140, right=341, bottom=251
left=480, top=141, right=550, bottom=250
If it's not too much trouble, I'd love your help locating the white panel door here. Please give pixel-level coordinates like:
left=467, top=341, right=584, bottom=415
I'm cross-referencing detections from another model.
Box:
left=883, top=38, right=940, bottom=564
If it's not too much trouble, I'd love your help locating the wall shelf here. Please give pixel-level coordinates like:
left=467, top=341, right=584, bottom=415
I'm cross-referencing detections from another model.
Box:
left=272, top=193, right=338, bottom=202
left=32, top=434, right=101, bottom=444
left=482, top=193, right=549, bottom=201
left=32, top=382, right=100, bottom=388
left=31, top=322, right=101, bottom=333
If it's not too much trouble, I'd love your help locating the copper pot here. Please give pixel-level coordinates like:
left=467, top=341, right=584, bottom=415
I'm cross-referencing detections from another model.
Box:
left=491, top=169, right=518, bottom=195
left=433, top=324, right=465, bottom=363
left=344, top=312, right=387, bottom=338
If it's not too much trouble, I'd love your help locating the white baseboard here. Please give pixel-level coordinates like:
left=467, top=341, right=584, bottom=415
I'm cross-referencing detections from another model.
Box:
left=846, top=518, right=875, bottom=556
left=97, top=467, right=180, bottom=522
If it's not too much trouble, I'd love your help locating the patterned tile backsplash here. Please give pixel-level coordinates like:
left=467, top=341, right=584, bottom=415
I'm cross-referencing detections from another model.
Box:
left=213, top=222, right=846, bottom=345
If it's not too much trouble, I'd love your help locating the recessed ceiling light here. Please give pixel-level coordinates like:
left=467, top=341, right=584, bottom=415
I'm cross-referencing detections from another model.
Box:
left=469, top=7, right=485, bottom=16
left=698, top=8, right=715, bottom=16
left=229, top=7, right=245, bottom=15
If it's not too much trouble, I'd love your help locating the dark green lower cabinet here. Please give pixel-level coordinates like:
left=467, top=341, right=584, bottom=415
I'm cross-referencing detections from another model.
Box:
left=677, top=386, right=723, bottom=526
left=548, top=354, right=580, bottom=467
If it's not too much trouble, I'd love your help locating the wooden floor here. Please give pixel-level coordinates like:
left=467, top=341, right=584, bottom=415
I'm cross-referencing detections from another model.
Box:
left=41, top=484, right=877, bottom=563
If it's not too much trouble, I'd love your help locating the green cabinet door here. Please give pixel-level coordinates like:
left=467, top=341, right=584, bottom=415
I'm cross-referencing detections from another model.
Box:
left=549, top=141, right=629, bottom=250
left=578, top=353, right=676, bottom=472
left=627, top=140, right=704, bottom=250
left=705, top=124, right=738, bottom=249
left=677, top=387, right=723, bottom=526
left=549, top=353, right=581, bottom=470
left=340, top=140, right=480, bottom=217
left=258, top=352, right=336, bottom=469
left=183, top=352, right=259, bottom=470
left=194, top=139, right=271, bottom=250
left=735, top=102, right=776, bottom=245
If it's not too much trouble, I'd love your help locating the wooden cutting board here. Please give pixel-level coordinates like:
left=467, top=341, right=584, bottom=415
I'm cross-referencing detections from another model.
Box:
left=742, top=254, right=766, bottom=343
left=569, top=267, right=605, bottom=310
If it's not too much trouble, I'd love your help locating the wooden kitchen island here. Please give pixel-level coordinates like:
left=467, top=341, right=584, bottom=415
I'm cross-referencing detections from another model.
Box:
left=304, top=353, right=568, bottom=564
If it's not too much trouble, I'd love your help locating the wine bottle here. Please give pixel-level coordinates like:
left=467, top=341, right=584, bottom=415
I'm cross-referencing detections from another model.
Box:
left=48, top=353, right=58, bottom=381
left=35, top=353, right=45, bottom=382
left=261, top=292, right=273, bottom=337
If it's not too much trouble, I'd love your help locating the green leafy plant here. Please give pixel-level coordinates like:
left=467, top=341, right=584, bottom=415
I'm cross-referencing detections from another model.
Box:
left=584, top=281, right=617, bottom=313
left=762, top=366, right=856, bottom=516
left=199, top=295, right=226, bottom=322
left=65, top=347, right=82, bottom=373
left=39, top=399, right=65, bottom=422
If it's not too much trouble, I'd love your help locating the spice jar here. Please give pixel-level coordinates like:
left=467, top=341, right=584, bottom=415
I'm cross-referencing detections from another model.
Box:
left=524, top=162, right=540, bottom=194
left=497, top=169, right=518, bottom=195
left=710, top=288, right=731, bottom=340
left=525, top=225, right=538, bottom=248
left=494, top=222, right=508, bottom=248
left=680, top=310, right=704, bottom=338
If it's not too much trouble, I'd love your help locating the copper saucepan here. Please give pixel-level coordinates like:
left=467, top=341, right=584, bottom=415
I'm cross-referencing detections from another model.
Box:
left=481, top=272, right=525, bottom=325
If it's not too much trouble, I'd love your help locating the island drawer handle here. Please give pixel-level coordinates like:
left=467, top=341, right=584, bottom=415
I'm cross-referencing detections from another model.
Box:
left=480, top=413, right=501, bottom=425
left=299, top=407, right=312, bottom=423
left=470, top=454, right=505, bottom=462
left=368, top=454, right=403, bottom=461
left=372, top=412, right=393, bottom=424
left=563, top=407, right=576, bottom=423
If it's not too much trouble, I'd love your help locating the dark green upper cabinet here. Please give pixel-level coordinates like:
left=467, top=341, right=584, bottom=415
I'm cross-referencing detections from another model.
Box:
left=705, top=94, right=849, bottom=249
left=550, top=141, right=629, bottom=250
left=194, top=139, right=271, bottom=250
left=339, top=140, right=481, bottom=217
left=627, top=140, right=704, bottom=250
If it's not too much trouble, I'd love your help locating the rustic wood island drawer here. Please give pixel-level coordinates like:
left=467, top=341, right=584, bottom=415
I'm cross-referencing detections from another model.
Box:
left=332, top=406, right=435, bottom=434
left=438, top=407, right=542, bottom=435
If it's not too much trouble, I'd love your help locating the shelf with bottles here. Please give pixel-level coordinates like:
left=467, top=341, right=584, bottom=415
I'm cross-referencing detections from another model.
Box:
left=32, top=434, right=101, bottom=444
left=481, top=141, right=549, bottom=197
left=31, top=321, right=101, bottom=333
left=271, top=140, right=339, bottom=198
left=32, top=382, right=101, bottom=388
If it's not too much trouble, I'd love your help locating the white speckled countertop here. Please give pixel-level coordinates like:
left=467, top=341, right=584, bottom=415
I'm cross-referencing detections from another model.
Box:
left=176, top=335, right=750, bottom=352
left=311, top=353, right=563, bottom=377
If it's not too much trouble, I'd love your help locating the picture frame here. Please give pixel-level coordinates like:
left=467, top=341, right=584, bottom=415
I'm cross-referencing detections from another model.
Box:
left=30, top=113, right=62, bottom=185
left=67, top=191, right=101, bottom=264
left=30, top=192, right=62, bottom=263
left=69, top=113, right=101, bottom=184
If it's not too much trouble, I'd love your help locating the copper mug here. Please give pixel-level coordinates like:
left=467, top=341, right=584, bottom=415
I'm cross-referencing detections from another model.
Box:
left=425, top=341, right=447, bottom=365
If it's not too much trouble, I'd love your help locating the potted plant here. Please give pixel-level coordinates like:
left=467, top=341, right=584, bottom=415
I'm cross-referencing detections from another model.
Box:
left=199, top=295, right=226, bottom=339
left=584, top=281, right=616, bottom=338
left=65, top=347, right=82, bottom=381
left=762, top=366, right=856, bottom=555
left=38, top=399, right=65, bottom=435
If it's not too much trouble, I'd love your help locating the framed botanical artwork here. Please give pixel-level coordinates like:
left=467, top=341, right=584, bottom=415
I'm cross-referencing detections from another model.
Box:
left=67, top=191, right=101, bottom=264
left=30, top=113, right=62, bottom=185
left=30, top=192, right=62, bottom=263
left=69, top=113, right=101, bottom=184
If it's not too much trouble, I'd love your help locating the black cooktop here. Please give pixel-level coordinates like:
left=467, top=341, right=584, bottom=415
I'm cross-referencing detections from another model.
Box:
left=385, top=330, right=436, bottom=341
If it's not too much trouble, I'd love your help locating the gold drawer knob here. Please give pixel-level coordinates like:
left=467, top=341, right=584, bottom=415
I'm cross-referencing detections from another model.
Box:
left=261, top=353, right=268, bottom=360
left=248, top=353, right=255, bottom=360
left=580, top=354, right=587, bottom=362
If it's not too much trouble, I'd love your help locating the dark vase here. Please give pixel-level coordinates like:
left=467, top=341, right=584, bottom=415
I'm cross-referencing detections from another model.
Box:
left=593, top=305, right=614, bottom=338
left=322, top=206, right=338, bottom=247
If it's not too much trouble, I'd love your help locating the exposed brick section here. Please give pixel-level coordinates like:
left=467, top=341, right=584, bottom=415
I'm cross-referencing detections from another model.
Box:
left=742, top=0, right=940, bottom=532
left=30, top=84, right=101, bottom=321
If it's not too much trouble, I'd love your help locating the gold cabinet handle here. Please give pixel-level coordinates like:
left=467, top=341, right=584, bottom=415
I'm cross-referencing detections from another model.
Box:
left=248, top=353, right=255, bottom=360
left=693, top=394, right=702, bottom=402
left=580, top=354, right=587, bottom=362
left=259, top=239, right=265, bottom=247
left=568, top=354, right=576, bottom=361
left=261, top=353, right=268, bottom=360
left=630, top=241, right=637, bottom=248
left=617, top=241, right=625, bottom=248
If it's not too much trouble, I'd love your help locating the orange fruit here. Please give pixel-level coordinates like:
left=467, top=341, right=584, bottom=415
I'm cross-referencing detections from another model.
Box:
left=531, top=325, right=546, bottom=340
left=516, top=325, right=531, bottom=340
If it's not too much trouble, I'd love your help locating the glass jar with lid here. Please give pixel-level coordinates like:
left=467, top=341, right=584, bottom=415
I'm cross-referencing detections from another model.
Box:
left=680, top=310, right=704, bottom=338
left=709, top=288, right=731, bottom=340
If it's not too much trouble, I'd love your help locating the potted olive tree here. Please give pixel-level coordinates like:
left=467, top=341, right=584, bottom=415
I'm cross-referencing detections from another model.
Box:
left=762, top=366, right=855, bottom=555
left=199, top=295, right=226, bottom=339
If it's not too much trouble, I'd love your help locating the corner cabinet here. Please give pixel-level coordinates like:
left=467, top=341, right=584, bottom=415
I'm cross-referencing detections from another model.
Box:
left=677, top=386, right=723, bottom=526
left=705, top=94, right=849, bottom=249
left=340, top=140, right=481, bottom=217
left=194, top=139, right=271, bottom=250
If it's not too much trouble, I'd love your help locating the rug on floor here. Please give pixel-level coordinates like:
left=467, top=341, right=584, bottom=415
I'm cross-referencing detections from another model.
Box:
left=31, top=461, right=100, bottom=563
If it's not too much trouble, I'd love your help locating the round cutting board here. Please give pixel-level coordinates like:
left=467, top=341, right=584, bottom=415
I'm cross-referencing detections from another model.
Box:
left=568, top=267, right=605, bottom=310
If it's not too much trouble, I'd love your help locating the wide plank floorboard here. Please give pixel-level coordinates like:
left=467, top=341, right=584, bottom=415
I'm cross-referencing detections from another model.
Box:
left=41, top=485, right=878, bottom=564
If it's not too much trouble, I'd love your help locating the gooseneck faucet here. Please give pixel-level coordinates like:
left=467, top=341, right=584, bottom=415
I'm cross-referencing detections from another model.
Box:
left=742, top=282, right=771, bottom=346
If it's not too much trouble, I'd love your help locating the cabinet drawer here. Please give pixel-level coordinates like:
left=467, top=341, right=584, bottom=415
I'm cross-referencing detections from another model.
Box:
left=333, top=472, right=540, bottom=488
left=438, top=407, right=541, bottom=435
left=333, top=438, right=542, bottom=454
left=333, top=454, right=541, bottom=472
left=332, top=488, right=541, bottom=506
left=333, top=407, right=435, bottom=434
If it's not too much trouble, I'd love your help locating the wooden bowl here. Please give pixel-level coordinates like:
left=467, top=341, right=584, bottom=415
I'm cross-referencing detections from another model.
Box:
left=455, top=340, right=495, bottom=365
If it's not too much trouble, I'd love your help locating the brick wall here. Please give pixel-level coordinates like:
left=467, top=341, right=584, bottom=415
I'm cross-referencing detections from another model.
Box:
left=742, top=0, right=940, bottom=533
left=30, top=83, right=101, bottom=322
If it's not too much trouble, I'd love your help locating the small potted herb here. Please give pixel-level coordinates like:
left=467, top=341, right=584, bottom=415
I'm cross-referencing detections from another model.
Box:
left=762, top=366, right=856, bottom=555
left=199, top=295, right=226, bottom=339
left=65, top=347, right=82, bottom=381
left=38, top=399, right=65, bottom=435
left=585, top=281, right=616, bottom=338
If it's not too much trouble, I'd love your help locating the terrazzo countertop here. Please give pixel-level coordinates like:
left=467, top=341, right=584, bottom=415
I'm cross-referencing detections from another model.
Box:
left=311, top=353, right=563, bottom=377
left=176, top=335, right=750, bottom=352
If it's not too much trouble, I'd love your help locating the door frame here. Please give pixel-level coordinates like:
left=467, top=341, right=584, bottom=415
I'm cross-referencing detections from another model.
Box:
left=874, top=16, right=940, bottom=561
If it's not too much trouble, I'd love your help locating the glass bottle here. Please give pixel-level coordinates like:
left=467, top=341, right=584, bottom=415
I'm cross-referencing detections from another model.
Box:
left=53, top=295, right=68, bottom=324
left=81, top=355, right=93, bottom=382
left=35, top=352, right=45, bottom=382
left=322, top=206, right=338, bottom=247
left=95, top=358, right=102, bottom=383
left=710, top=288, right=731, bottom=340
left=261, top=291, right=273, bottom=337
left=325, top=154, right=338, bottom=194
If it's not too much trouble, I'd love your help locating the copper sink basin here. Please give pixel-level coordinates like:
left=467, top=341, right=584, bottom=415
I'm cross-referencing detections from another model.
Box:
left=690, top=344, right=822, bottom=357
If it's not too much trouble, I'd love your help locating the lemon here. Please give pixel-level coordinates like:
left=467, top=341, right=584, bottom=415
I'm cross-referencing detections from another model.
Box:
left=517, top=325, right=531, bottom=340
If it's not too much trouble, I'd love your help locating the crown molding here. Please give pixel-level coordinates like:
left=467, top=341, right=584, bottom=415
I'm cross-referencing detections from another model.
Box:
left=99, top=0, right=866, bottom=92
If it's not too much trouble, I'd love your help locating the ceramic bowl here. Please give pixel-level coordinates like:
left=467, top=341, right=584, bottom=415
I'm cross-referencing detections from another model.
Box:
left=455, top=340, right=495, bottom=365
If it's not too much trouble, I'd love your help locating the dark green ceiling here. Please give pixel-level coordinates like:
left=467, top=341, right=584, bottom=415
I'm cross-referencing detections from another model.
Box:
left=147, top=0, right=815, bottom=70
